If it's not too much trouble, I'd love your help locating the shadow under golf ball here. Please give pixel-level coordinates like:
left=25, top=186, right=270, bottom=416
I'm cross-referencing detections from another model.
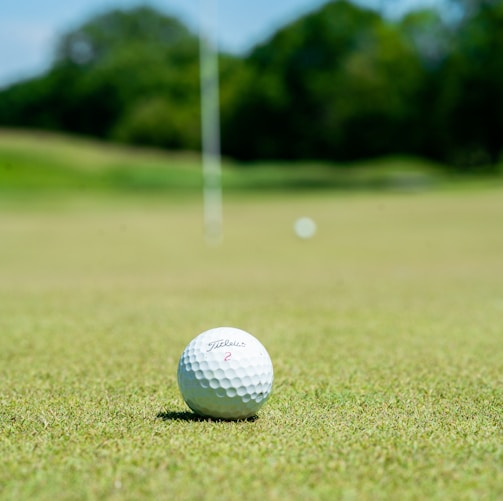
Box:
left=156, top=410, right=259, bottom=422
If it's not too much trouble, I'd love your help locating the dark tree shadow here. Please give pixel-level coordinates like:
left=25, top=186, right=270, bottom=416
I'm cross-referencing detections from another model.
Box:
left=156, top=410, right=258, bottom=423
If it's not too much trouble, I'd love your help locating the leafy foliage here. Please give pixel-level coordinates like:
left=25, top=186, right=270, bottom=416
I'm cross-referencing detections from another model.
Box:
left=439, top=0, right=503, bottom=167
left=0, top=0, right=502, bottom=167
left=56, top=6, right=192, bottom=66
left=0, top=7, right=201, bottom=146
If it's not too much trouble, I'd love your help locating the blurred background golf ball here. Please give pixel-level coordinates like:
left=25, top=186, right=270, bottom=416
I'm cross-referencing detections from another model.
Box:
left=177, top=327, right=274, bottom=420
left=294, top=217, right=317, bottom=239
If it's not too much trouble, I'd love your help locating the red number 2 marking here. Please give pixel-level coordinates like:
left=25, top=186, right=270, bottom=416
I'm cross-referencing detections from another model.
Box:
left=224, top=352, right=232, bottom=361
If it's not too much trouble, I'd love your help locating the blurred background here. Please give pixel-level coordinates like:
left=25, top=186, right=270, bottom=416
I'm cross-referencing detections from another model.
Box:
left=1, top=0, right=502, bottom=186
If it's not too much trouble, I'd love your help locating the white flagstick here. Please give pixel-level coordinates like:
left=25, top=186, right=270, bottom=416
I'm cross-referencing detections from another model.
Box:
left=200, top=0, right=223, bottom=245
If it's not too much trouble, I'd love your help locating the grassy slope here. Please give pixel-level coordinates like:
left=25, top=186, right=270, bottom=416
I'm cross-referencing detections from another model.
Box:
left=1, top=182, right=502, bottom=499
left=0, top=128, right=203, bottom=192
left=3, top=127, right=489, bottom=195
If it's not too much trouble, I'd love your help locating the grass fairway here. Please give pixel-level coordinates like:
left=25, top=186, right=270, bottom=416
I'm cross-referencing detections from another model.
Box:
left=0, top=126, right=502, bottom=499
left=0, top=186, right=502, bottom=501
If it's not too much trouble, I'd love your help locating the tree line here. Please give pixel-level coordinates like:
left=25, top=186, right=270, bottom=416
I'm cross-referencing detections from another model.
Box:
left=0, top=0, right=502, bottom=169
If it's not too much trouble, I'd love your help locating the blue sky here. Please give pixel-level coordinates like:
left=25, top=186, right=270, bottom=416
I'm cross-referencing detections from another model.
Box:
left=0, top=0, right=438, bottom=88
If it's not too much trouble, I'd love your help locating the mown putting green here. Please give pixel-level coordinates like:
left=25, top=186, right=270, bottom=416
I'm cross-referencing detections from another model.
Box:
left=1, top=185, right=502, bottom=500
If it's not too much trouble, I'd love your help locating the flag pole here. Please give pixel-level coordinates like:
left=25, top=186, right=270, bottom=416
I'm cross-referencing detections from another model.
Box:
left=200, top=0, right=223, bottom=245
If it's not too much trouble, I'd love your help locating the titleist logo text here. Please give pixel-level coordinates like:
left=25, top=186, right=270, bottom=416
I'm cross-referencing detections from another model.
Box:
left=207, top=339, right=246, bottom=352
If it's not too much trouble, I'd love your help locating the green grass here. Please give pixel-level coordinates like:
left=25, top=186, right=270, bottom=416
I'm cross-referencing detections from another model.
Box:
left=1, top=182, right=502, bottom=499
left=4, top=127, right=500, bottom=195
left=0, top=128, right=203, bottom=193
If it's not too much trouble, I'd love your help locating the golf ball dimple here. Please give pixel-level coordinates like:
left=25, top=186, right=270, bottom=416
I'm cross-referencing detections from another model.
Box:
left=177, top=327, right=274, bottom=420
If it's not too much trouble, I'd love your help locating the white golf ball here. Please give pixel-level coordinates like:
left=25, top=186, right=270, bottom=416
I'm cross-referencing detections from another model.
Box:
left=177, top=327, right=274, bottom=420
left=294, top=217, right=317, bottom=239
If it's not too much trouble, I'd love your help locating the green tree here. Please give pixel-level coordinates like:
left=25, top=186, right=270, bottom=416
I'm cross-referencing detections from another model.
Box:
left=439, top=0, right=503, bottom=166
left=113, top=96, right=200, bottom=150
left=56, top=6, right=193, bottom=67
left=0, top=7, right=201, bottom=148
left=2, top=1, right=502, bottom=168
left=221, top=0, right=425, bottom=162
left=398, top=9, right=453, bottom=160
